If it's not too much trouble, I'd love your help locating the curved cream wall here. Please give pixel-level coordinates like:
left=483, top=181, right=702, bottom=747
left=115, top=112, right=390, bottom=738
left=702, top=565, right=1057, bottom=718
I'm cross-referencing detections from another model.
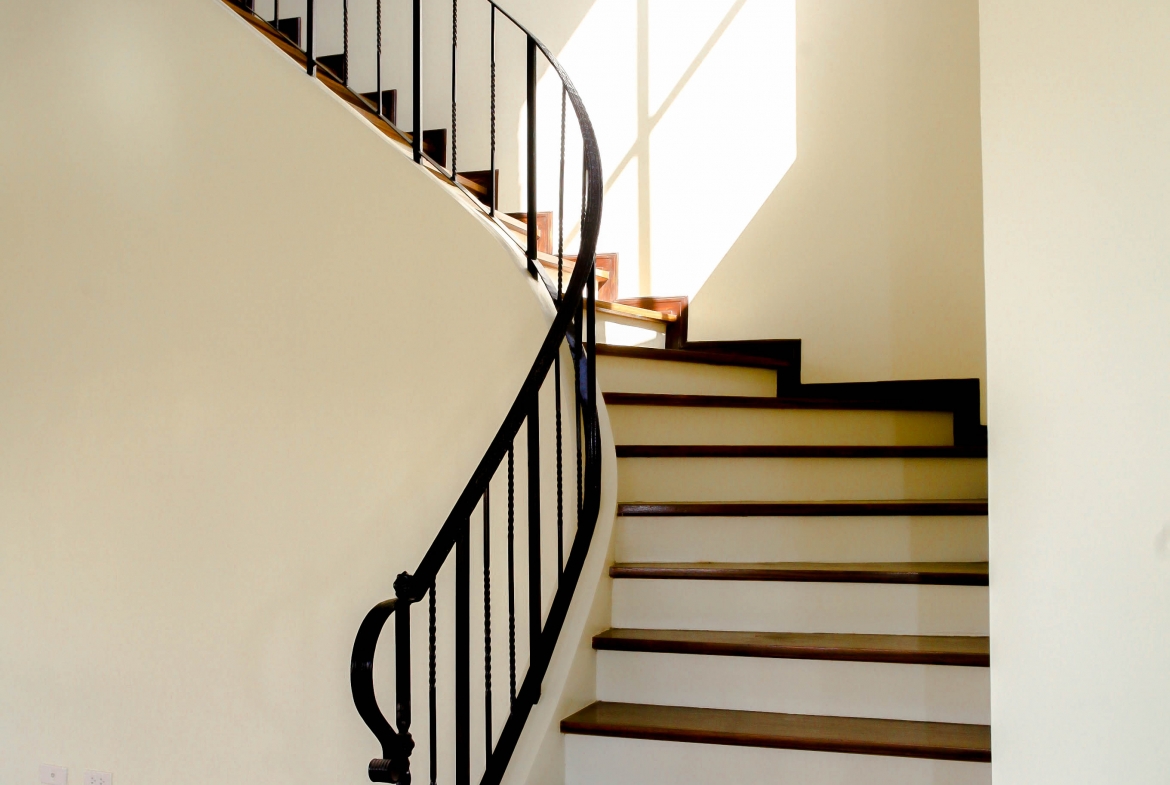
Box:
left=0, top=1, right=603, bottom=783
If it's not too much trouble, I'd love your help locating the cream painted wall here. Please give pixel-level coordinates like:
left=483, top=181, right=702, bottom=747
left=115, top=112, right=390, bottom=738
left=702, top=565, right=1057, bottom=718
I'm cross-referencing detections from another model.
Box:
left=691, top=0, right=986, bottom=401
left=980, top=1, right=1170, bottom=782
left=0, top=1, right=610, bottom=783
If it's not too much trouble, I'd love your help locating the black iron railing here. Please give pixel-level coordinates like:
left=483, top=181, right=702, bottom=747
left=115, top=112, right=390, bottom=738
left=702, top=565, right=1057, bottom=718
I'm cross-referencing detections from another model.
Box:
left=223, top=2, right=604, bottom=783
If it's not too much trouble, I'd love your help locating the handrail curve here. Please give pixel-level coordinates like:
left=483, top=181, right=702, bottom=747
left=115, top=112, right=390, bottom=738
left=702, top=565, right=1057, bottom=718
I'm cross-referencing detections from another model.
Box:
left=313, top=2, right=605, bottom=784
left=222, top=2, right=604, bottom=781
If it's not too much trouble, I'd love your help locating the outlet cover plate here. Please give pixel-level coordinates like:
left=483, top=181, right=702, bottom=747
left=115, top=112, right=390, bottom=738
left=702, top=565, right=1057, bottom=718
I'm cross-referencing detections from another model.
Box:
left=83, top=772, right=112, bottom=785
left=39, top=765, right=68, bottom=785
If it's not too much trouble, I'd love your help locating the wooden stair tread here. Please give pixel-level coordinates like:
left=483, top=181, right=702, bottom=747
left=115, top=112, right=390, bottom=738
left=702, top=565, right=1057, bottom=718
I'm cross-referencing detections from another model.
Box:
left=454, top=171, right=491, bottom=197
left=594, top=629, right=990, bottom=667
left=603, top=392, right=955, bottom=412
left=561, top=701, right=991, bottom=762
left=359, top=89, right=398, bottom=124
left=615, top=445, right=987, bottom=458
left=596, top=343, right=792, bottom=370
left=494, top=210, right=534, bottom=236
left=505, top=211, right=551, bottom=248
left=536, top=252, right=610, bottom=283
left=610, top=561, right=989, bottom=585
left=597, top=300, right=678, bottom=323
left=616, top=500, right=989, bottom=517
left=226, top=1, right=314, bottom=63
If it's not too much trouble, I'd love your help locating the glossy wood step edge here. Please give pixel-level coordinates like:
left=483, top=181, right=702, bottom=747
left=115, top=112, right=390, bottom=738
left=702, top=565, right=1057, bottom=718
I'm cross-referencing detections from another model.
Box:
left=615, top=445, right=988, bottom=459
left=604, top=392, right=955, bottom=412
left=607, top=380, right=985, bottom=449
left=609, top=561, right=989, bottom=586
left=593, top=629, right=990, bottom=667
left=491, top=209, right=531, bottom=237
left=596, top=343, right=792, bottom=370
left=537, top=252, right=610, bottom=283
left=561, top=702, right=991, bottom=763
left=597, top=300, right=678, bottom=323
left=616, top=500, right=989, bottom=517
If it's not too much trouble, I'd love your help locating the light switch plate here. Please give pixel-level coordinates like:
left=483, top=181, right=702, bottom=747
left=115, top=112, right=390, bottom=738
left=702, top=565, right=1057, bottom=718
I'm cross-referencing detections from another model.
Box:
left=83, top=772, right=112, bottom=785
left=39, top=764, right=68, bottom=785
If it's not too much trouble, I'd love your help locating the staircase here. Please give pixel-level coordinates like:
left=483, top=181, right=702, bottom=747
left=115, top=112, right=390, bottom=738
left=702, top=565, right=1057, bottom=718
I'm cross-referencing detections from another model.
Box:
left=222, top=2, right=659, bottom=327
left=221, top=3, right=989, bottom=782
left=561, top=344, right=991, bottom=784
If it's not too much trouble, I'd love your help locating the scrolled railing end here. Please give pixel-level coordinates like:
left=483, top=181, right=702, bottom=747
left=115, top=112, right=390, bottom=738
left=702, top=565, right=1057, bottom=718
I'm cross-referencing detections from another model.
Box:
left=368, top=752, right=414, bottom=784
left=351, top=597, right=414, bottom=783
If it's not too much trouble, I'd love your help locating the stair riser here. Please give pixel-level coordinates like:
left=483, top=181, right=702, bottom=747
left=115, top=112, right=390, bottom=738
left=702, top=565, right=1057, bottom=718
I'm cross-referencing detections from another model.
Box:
left=597, top=313, right=668, bottom=349
left=615, top=516, right=989, bottom=563
left=617, top=457, right=988, bottom=502
left=597, top=651, right=989, bottom=724
left=612, top=580, right=989, bottom=636
left=565, top=736, right=991, bottom=785
left=599, top=356, right=776, bottom=397
left=608, top=406, right=955, bottom=446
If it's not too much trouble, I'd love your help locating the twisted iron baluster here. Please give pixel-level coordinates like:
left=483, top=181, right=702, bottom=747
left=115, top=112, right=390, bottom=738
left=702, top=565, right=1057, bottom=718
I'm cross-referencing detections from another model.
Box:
left=342, top=0, right=349, bottom=85
left=555, top=360, right=563, bottom=584
left=483, top=486, right=493, bottom=760
left=376, top=0, right=383, bottom=117
left=555, top=84, right=567, bottom=582
left=306, top=0, right=315, bottom=75
left=575, top=390, right=583, bottom=522
left=577, top=149, right=587, bottom=523
left=558, top=85, right=567, bottom=300
left=507, top=444, right=516, bottom=706
left=489, top=7, right=496, bottom=214
left=429, top=584, right=437, bottom=785
left=450, top=0, right=458, bottom=176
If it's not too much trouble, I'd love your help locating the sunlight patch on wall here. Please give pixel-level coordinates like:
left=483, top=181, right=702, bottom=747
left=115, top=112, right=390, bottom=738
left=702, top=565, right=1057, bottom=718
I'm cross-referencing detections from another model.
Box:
left=648, top=0, right=796, bottom=297
left=597, top=322, right=661, bottom=347
left=522, top=0, right=796, bottom=300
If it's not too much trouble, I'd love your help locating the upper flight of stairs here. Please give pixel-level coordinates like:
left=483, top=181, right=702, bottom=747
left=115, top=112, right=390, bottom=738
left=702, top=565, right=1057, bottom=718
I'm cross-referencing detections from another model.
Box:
left=561, top=339, right=990, bottom=784
left=226, top=0, right=680, bottom=332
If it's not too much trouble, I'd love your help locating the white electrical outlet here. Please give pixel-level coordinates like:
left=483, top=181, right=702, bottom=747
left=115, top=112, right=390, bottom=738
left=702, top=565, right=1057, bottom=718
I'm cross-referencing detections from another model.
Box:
left=83, top=772, right=112, bottom=785
left=39, top=764, right=68, bottom=785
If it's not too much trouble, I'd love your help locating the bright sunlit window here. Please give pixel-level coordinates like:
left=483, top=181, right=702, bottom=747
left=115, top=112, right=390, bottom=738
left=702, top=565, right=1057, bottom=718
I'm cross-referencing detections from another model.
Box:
left=524, top=0, right=796, bottom=299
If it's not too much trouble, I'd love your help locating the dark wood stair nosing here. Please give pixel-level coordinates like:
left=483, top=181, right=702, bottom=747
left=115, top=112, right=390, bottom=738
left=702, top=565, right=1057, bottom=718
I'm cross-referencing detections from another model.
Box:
left=596, top=343, right=792, bottom=371
left=614, top=445, right=987, bottom=459
left=603, top=391, right=958, bottom=413
left=616, top=501, right=989, bottom=517
left=592, top=629, right=990, bottom=667
left=608, top=561, right=990, bottom=586
left=560, top=701, right=991, bottom=763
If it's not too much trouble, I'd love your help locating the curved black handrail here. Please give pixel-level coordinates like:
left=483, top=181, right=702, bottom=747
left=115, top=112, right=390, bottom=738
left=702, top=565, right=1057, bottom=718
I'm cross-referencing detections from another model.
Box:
left=220, top=7, right=603, bottom=778
left=338, top=3, right=605, bottom=784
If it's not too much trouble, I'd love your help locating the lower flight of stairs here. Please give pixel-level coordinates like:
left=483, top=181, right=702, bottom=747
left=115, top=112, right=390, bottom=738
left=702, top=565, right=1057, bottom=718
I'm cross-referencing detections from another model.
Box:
left=560, top=343, right=990, bottom=784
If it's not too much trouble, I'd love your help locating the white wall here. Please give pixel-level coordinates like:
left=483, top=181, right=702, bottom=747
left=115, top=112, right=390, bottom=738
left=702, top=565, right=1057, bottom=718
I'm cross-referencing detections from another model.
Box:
left=0, top=1, right=608, bottom=783
left=691, top=0, right=986, bottom=400
left=980, top=1, right=1170, bottom=782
